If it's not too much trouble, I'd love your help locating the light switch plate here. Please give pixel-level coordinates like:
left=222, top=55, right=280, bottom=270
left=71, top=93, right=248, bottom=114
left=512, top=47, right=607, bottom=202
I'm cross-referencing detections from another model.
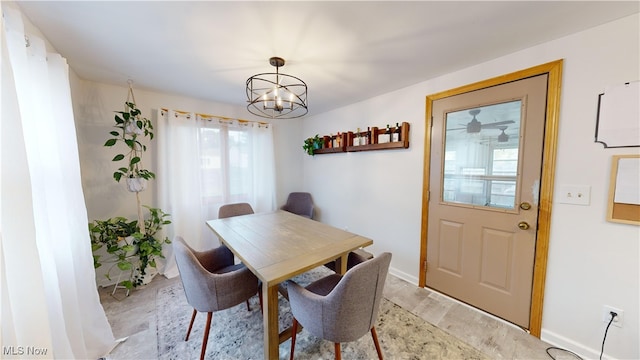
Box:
left=557, top=185, right=591, bottom=205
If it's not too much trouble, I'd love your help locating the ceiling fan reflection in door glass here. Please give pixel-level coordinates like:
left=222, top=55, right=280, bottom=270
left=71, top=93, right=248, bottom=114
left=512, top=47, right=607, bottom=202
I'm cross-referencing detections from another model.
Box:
left=445, top=101, right=521, bottom=144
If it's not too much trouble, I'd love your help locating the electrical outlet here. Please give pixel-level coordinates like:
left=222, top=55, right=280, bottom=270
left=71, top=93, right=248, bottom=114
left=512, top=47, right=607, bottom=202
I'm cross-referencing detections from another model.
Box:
left=602, top=305, right=624, bottom=328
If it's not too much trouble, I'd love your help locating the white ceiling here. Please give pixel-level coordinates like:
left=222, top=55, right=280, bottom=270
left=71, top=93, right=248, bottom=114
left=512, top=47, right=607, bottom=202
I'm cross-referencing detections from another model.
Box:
left=17, top=1, right=639, bottom=117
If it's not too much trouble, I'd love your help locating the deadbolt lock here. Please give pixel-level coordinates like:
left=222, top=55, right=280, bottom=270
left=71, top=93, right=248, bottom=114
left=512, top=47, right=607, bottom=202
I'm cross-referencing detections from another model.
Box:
left=520, top=202, right=532, bottom=210
left=518, top=221, right=530, bottom=230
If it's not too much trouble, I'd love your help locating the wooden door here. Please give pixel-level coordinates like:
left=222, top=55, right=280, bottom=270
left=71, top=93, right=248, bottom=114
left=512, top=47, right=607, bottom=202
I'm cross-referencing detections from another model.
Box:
left=425, top=74, right=548, bottom=329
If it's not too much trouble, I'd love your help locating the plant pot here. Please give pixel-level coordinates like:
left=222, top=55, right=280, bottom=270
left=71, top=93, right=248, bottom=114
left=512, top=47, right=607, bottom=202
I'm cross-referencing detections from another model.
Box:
left=117, top=236, right=138, bottom=257
left=126, top=177, right=147, bottom=192
left=137, top=266, right=158, bottom=286
left=125, top=121, right=144, bottom=135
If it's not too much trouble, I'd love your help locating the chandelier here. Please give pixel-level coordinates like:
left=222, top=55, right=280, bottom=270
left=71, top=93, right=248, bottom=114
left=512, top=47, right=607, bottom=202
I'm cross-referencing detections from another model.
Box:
left=246, top=57, right=308, bottom=119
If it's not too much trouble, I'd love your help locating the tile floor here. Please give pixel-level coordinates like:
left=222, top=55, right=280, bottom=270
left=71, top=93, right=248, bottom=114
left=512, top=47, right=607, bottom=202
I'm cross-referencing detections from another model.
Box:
left=100, top=273, right=565, bottom=359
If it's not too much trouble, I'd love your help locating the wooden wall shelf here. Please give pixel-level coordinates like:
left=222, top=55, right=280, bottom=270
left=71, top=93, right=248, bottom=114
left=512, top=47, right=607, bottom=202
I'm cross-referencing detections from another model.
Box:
left=313, top=133, right=347, bottom=154
left=312, top=122, right=410, bottom=155
left=314, top=147, right=345, bottom=154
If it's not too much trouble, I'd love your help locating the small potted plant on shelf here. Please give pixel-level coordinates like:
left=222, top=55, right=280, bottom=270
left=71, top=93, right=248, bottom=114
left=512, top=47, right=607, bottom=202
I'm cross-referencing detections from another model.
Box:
left=302, top=134, right=323, bottom=155
left=90, top=207, right=171, bottom=289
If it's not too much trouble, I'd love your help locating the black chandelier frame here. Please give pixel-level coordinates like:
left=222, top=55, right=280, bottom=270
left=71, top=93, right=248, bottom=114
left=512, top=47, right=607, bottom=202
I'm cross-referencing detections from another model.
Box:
left=246, top=57, right=308, bottom=119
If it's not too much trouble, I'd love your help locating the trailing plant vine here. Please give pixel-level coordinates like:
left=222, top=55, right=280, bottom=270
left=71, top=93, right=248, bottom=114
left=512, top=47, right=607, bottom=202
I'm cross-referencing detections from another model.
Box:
left=104, top=101, right=156, bottom=182
left=90, top=207, right=171, bottom=289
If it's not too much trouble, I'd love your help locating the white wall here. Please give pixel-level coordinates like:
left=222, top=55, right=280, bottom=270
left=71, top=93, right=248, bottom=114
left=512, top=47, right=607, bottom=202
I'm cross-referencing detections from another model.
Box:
left=302, top=14, right=639, bottom=360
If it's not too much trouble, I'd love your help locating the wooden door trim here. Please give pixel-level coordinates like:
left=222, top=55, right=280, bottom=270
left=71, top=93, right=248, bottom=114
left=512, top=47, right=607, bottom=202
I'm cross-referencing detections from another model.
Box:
left=419, top=59, right=563, bottom=337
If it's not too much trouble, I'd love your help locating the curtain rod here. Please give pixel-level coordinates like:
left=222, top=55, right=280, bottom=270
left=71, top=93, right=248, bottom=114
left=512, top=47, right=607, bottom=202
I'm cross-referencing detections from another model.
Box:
left=160, top=108, right=269, bottom=126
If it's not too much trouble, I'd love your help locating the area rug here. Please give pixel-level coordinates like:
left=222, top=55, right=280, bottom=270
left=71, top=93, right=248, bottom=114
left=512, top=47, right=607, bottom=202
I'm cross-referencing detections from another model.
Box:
left=157, top=268, right=489, bottom=359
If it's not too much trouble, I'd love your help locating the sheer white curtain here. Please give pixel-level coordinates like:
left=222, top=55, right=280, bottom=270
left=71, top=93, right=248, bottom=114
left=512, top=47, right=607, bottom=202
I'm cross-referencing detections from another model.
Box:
left=1, top=5, right=116, bottom=359
left=157, top=110, right=276, bottom=278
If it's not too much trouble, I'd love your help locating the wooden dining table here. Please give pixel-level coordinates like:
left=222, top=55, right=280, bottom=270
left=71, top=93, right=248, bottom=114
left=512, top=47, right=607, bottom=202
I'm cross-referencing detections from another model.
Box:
left=206, top=210, right=374, bottom=360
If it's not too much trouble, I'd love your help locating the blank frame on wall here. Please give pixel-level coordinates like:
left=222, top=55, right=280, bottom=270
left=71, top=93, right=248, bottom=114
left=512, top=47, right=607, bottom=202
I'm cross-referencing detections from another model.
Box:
left=595, top=81, right=639, bottom=148
left=607, top=155, right=640, bottom=225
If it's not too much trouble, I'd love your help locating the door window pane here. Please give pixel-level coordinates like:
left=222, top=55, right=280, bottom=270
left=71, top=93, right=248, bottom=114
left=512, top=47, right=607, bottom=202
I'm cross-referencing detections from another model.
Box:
left=442, top=101, right=521, bottom=209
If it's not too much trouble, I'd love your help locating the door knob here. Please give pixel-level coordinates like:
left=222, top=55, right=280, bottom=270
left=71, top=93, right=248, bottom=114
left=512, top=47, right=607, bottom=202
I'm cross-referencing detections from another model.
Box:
left=520, top=202, right=532, bottom=210
left=518, top=221, right=530, bottom=230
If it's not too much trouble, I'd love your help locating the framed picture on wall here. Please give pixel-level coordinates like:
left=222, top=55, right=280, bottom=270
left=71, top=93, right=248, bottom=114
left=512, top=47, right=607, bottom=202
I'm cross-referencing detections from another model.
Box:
left=607, top=154, right=640, bottom=225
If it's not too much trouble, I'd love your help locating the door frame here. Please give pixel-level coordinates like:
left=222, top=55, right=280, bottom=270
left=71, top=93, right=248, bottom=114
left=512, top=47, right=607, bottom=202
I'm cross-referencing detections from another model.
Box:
left=419, top=60, right=563, bottom=337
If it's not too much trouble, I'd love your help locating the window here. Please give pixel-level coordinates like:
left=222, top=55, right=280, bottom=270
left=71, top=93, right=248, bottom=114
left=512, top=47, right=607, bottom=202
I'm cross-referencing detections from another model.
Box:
left=200, top=126, right=256, bottom=204
left=442, top=100, right=521, bottom=209
left=158, top=111, right=276, bottom=250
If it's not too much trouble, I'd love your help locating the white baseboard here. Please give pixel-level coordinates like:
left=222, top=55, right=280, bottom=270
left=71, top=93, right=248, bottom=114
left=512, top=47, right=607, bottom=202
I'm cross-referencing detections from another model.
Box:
left=541, top=329, right=615, bottom=360
left=388, top=266, right=419, bottom=286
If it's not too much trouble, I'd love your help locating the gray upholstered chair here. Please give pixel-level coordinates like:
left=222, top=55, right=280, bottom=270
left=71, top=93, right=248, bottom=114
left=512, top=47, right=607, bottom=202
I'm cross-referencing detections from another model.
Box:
left=286, top=252, right=392, bottom=360
left=173, top=236, right=259, bottom=360
left=218, top=202, right=254, bottom=219
left=324, top=248, right=374, bottom=272
left=280, top=192, right=314, bottom=219
left=217, top=202, right=262, bottom=310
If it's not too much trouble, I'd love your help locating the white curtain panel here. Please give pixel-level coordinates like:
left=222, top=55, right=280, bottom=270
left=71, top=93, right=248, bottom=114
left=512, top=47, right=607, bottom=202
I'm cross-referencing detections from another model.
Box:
left=157, top=110, right=276, bottom=278
left=156, top=110, right=204, bottom=279
left=248, top=122, right=277, bottom=212
left=1, top=5, right=116, bottom=359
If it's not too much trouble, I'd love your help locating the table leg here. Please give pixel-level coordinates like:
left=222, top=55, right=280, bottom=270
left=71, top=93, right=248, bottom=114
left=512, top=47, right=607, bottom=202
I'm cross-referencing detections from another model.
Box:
left=336, top=254, right=349, bottom=274
left=263, top=283, right=279, bottom=360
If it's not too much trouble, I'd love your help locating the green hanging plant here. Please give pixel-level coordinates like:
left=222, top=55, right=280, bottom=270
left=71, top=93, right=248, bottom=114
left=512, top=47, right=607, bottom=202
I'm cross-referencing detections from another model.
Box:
left=104, top=101, right=155, bottom=182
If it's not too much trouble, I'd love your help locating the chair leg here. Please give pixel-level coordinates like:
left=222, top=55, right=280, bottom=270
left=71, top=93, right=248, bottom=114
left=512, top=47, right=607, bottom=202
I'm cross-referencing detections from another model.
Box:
left=246, top=299, right=251, bottom=311
left=258, top=289, right=263, bottom=313
left=334, top=343, right=341, bottom=360
left=371, top=326, right=383, bottom=360
left=289, top=318, right=298, bottom=360
left=185, top=309, right=197, bottom=341
left=200, top=312, right=213, bottom=360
